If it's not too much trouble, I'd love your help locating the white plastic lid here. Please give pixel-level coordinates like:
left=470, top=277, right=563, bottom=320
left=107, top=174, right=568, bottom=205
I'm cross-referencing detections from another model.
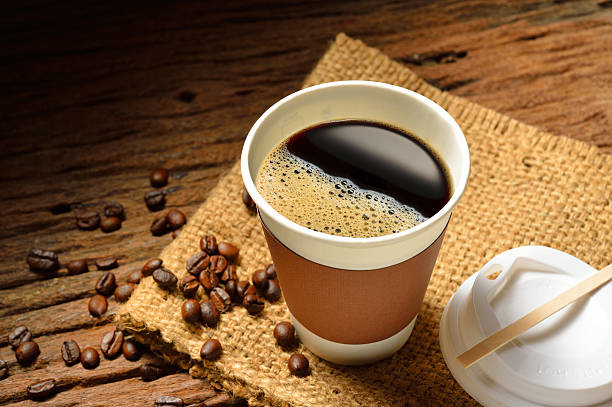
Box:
left=440, top=246, right=612, bottom=407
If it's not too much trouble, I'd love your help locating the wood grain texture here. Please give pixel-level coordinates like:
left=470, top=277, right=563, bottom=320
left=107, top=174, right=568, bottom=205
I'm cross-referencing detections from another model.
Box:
left=0, top=0, right=610, bottom=405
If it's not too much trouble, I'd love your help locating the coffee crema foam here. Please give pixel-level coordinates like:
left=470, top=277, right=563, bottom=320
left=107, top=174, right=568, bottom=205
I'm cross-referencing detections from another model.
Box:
left=256, top=143, right=427, bottom=238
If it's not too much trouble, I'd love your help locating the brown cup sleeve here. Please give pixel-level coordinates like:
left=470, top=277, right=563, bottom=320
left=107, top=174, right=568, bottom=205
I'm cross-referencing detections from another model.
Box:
left=262, top=221, right=448, bottom=344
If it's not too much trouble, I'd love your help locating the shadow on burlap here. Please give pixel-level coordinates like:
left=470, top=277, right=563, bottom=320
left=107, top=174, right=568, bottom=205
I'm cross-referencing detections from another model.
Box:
left=116, top=33, right=612, bottom=406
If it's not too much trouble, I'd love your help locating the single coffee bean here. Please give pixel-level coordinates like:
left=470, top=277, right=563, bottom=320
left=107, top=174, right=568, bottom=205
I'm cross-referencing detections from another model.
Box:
left=200, top=339, right=222, bottom=361
left=75, top=210, right=100, bottom=230
left=27, top=248, right=59, bottom=273
left=288, top=353, right=309, bottom=377
left=16, top=341, right=40, bottom=366
left=265, top=264, right=277, bottom=279
left=142, top=258, right=163, bottom=276
left=150, top=167, right=169, bottom=188
left=225, top=279, right=238, bottom=302
left=114, top=284, right=134, bottom=302
left=235, top=281, right=252, bottom=301
left=95, top=255, right=118, bottom=270
left=209, top=287, right=231, bottom=313
left=127, top=269, right=144, bottom=284
left=186, top=251, right=209, bottom=275
left=200, top=301, right=220, bottom=327
left=61, top=339, right=81, bottom=366
left=9, top=326, right=32, bottom=349
left=252, top=269, right=269, bottom=290
left=241, top=188, right=256, bottom=212
left=181, top=299, right=201, bottom=323
left=154, top=395, right=184, bottom=407
left=27, top=378, right=56, bottom=400
left=139, top=363, right=165, bottom=381
left=179, top=274, right=199, bottom=298
left=200, top=235, right=217, bottom=254
left=0, top=360, right=7, bottom=380
left=88, top=294, right=108, bottom=317
left=122, top=339, right=143, bottom=361
left=219, top=264, right=237, bottom=284
left=273, top=322, right=295, bottom=348
left=151, top=215, right=170, bottom=236
left=101, top=330, right=124, bottom=359
left=145, top=190, right=166, bottom=212
left=95, top=272, right=117, bottom=296
left=100, top=216, right=122, bottom=233
left=208, top=255, right=227, bottom=276
left=198, top=269, right=219, bottom=292
left=81, top=347, right=100, bottom=369
left=166, top=209, right=186, bottom=230
left=103, top=201, right=125, bottom=220
left=243, top=294, right=264, bottom=315
left=264, top=279, right=282, bottom=302
left=152, top=267, right=177, bottom=289
left=217, top=242, right=239, bottom=262
left=67, top=259, right=88, bottom=275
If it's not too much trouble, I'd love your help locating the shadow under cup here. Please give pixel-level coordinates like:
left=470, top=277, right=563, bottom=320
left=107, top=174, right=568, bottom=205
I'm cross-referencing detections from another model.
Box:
left=241, top=81, right=470, bottom=365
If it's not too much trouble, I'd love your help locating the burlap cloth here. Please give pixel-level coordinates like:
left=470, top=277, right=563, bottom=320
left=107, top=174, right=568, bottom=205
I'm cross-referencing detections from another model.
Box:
left=117, top=33, right=611, bottom=406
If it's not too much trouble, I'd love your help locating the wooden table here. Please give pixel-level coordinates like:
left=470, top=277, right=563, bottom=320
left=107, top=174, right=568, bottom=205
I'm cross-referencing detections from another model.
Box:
left=1, top=1, right=610, bottom=405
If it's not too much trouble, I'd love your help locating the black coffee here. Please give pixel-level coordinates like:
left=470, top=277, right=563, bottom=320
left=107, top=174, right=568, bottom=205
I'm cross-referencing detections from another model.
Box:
left=256, top=120, right=451, bottom=237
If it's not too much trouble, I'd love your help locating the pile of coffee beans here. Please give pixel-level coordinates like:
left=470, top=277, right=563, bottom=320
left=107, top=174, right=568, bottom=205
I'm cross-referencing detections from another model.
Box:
left=75, top=201, right=126, bottom=233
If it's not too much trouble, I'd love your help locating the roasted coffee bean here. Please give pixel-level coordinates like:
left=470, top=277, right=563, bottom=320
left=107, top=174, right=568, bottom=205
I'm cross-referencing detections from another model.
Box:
left=127, top=269, right=144, bottom=284
left=181, top=299, right=201, bottom=323
left=142, top=258, right=163, bottom=276
left=95, top=272, right=117, bottom=296
left=151, top=215, right=170, bottom=236
left=81, top=347, right=100, bottom=369
left=186, top=252, right=209, bottom=275
left=200, top=301, right=220, bottom=327
left=225, top=279, right=238, bottom=302
left=104, top=201, right=125, bottom=220
left=95, top=255, right=118, bottom=270
left=220, top=264, right=237, bottom=284
left=100, top=216, right=122, bottom=233
left=265, top=264, right=277, bottom=280
left=114, top=284, right=134, bottom=302
left=166, top=209, right=186, bottom=230
left=200, top=339, right=222, bottom=361
left=273, top=322, right=295, bottom=348
left=235, top=281, right=252, bottom=301
left=101, top=330, right=124, bottom=359
left=61, top=339, right=81, bottom=366
left=217, top=242, right=239, bottom=262
left=210, top=287, right=231, bottom=313
left=179, top=274, right=199, bottom=298
left=88, top=294, right=108, bottom=317
left=67, top=259, right=88, bottom=275
left=145, top=190, right=166, bottom=212
left=241, top=188, right=256, bottom=212
left=150, top=167, right=169, bottom=188
left=198, top=269, right=219, bottom=292
left=153, top=267, right=177, bottom=289
left=243, top=294, right=264, bottom=315
left=200, top=235, right=217, bottom=254
left=288, top=353, right=309, bottom=377
left=9, top=326, right=32, bottom=349
left=75, top=210, right=100, bottom=230
left=155, top=395, right=184, bottom=407
left=264, top=279, right=282, bottom=302
left=252, top=268, right=269, bottom=290
left=27, top=248, right=59, bottom=273
left=27, top=378, right=56, bottom=400
left=208, top=255, right=227, bottom=276
left=122, top=339, right=143, bottom=361
left=139, top=363, right=165, bottom=381
left=16, top=341, right=40, bottom=366
left=0, top=360, right=7, bottom=380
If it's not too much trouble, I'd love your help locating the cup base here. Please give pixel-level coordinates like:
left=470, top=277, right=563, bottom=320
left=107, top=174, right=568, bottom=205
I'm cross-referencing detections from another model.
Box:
left=290, top=313, right=417, bottom=365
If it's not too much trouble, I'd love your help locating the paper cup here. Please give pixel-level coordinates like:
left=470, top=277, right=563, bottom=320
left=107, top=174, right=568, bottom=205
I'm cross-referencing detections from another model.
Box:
left=241, top=81, right=470, bottom=365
